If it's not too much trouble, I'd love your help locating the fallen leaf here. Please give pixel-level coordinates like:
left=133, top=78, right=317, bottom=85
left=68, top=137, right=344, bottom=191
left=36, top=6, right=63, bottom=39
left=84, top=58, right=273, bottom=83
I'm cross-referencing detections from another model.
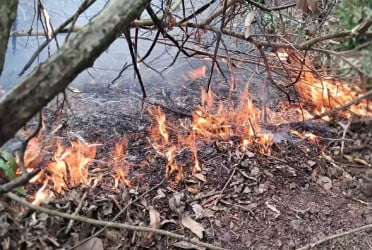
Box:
left=244, top=11, right=256, bottom=38
left=265, top=201, right=281, bottom=218
left=307, top=0, right=318, bottom=13
left=169, top=192, right=185, bottom=215
left=192, top=204, right=205, bottom=219
left=172, top=240, right=206, bottom=250
left=317, top=176, right=332, bottom=190
left=354, top=158, right=370, bottom=167
left=76, top=237, right=103, bottom=250
left=296, top=0, right=307, bottom=12
left=148, top=206, right=161, bottom=229
left=187, top=186, right=200, bottom=194
left=194, top=173, right=206, bottom=182
left=181, top=215, right=205, bottom=239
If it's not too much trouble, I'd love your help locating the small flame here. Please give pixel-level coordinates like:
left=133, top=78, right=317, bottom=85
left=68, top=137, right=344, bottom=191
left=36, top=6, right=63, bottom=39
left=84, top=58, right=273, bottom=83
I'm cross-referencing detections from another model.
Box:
left=149, top=106, right=169, bottom=145
left=113, top=139, right=131, bottom=188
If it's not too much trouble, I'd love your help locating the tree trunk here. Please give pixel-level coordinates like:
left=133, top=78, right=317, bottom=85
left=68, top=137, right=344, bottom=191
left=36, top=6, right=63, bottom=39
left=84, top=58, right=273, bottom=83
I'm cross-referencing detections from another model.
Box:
left=0, top=0, right=18, bottom=74
left=0, top=0, right=150, bottom=147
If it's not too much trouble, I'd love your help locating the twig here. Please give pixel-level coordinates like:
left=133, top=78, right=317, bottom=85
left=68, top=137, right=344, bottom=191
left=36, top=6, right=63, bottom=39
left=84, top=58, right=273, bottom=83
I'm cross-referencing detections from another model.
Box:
left=65, top=191, right=88, bottom=234
left=124, top=28, right=147, bottom=99
left=18, top=0, right=97, bottom=76
left=338, top=115, right=353, bottom=156
left=213, top=164, right=238, bottom=206
left=6, top=191, right=225, bottom=250
left=16, top=112, right=43, bottom=174
left=0, top=168, right=41, bottom=195
left=69, top=180, right=165, bottom=250
left=296, top=223, right=372, bottom=250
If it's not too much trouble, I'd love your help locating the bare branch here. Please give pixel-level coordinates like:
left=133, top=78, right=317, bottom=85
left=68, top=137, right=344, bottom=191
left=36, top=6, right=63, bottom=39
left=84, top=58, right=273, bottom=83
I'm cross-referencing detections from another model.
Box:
left=0, top=0, right=18, bottom=74
left=0, top=0, right=151, bottom=147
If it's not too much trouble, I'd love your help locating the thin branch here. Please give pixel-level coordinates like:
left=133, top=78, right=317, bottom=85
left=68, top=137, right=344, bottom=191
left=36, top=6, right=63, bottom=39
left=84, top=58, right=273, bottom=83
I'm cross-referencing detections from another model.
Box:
left=124, top=29, right=147, bottom=99
left=18, top=0, right=97, bottom=76
left=297, top=223, right=372, bottom=250
left=0, top=168, right=41, bottom=195
left=16, top=112, right=43, bottom=174
left=5, top=191, right=226, bottom=250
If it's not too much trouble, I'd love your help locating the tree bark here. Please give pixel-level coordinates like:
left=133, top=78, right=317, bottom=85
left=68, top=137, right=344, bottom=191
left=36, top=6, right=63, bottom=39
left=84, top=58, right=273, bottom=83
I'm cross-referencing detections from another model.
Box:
left=0, top=0, right=150, bottom=147
left=0, top=0, right=18, bottom=74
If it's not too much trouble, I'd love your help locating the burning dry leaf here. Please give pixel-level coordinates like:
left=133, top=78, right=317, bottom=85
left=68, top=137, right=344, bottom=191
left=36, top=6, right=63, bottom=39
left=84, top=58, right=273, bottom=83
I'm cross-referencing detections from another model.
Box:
left=181, top=215, right=205, bottom=239
left=148, top=206, right=161, bottom=229
left=244, top=11, right=256, bottom=38
left=317, top=176, right=332, bottom=190
left=76, top=237, right=103, bottom=250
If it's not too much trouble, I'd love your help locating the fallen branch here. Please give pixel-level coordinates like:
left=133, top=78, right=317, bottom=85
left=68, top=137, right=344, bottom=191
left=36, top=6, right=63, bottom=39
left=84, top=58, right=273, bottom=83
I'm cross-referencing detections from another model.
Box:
left=297, top=223, right=372, bottom=250
left=6, top=191, right=226, bottom=250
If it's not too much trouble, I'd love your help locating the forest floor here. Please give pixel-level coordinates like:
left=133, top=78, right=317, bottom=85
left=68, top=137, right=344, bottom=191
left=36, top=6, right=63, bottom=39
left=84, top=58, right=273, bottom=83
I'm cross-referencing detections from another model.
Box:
left=1, top=77, right=372, bottom=250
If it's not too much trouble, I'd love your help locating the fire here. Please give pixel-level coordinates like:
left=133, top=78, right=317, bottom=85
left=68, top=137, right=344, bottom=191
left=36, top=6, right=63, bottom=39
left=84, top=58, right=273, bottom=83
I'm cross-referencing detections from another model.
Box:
left=21, top=51, right=371, bottom=204
left=112, top=139, right=131, bottom=188
left=147, top=86, right=274, bottom=184
left=289, top=53, right=371, bottom=118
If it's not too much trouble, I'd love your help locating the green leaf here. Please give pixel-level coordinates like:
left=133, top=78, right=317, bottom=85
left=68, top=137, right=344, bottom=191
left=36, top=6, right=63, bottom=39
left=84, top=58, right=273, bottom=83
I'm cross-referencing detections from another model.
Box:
left=0, top=151, right=17, bottom=180
left=0, top=151, right=27, bottom=195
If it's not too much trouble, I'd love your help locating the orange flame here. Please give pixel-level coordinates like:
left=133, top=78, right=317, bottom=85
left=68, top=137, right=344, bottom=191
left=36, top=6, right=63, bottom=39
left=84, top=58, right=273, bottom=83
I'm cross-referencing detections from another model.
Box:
left=113, top=139, right=131, bottom=188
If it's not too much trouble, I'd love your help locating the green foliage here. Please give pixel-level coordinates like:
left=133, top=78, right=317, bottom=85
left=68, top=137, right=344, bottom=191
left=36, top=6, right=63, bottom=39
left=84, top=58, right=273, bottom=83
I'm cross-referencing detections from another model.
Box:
left=0, top=151, right=27, bottom=195
left=335, top=0, right=372, bottom=49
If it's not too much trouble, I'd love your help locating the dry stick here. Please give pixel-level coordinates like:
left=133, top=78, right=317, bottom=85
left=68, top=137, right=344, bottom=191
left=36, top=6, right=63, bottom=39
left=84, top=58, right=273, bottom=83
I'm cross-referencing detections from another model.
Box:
left=310, top=89, right=372, bottom=120
left=18, top=0, right=96, bottom=76
left=338, top=115, right=354, bottom=156
left=124, top=29, right=147, bottom=99
left=16, top=112, right=43, bottom=175
left=296, top=223, right=372, bottom=250
left=207, top=0, right=229, bottom=91
left=178, top=0, right=217, bottom=24
left=202, top=0, right=237, bottom=25
left=213, top=164, right=238, bottom=206
left=65, top=191, right=88, bottom=234
left=69, top=180, right=165, bottom=250
left=6, top=191, right=225, bottom=250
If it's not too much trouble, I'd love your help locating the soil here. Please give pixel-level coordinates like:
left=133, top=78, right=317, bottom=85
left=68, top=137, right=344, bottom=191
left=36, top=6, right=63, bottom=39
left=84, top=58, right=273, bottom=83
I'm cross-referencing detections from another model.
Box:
left=1, top=78, right=372, bottom=250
